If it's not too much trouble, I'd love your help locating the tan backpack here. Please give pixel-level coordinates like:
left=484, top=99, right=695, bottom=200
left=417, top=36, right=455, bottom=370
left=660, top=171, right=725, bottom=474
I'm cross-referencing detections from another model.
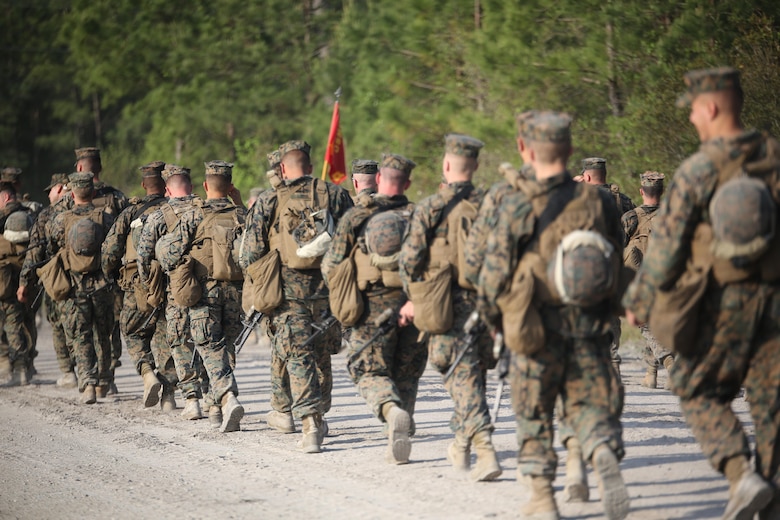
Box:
left=190, top=205, right=245, bottom=282
left=268, top=179, right=331, bottom=270
left=427, top=185, right=480, bottom=290
left=623, top=206, right=657, bottom=271
left=0, top=236, right=23, bottom=300
left=61, top=208, right=105, bottom=274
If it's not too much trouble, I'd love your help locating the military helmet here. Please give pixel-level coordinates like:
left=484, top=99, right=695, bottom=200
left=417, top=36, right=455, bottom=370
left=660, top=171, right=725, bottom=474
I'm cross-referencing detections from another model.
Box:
left=710, top=176, right=776, bottom=263
left=293, top=209, right=334, bottom=259
left=548, top=230, right=615, bottom=306
left=68, top=218, right=104, bottom=256
left=365, top=210, right=407, bottom=258
left=3, top=210, right=32, bottom=244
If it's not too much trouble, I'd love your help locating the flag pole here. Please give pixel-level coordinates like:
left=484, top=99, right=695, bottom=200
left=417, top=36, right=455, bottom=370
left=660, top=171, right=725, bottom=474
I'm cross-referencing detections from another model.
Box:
left=322, top=87, right=343, bottom=181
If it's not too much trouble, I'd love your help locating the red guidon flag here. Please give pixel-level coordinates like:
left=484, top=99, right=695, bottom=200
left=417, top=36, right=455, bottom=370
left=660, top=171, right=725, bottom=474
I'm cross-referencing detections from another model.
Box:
left=321, top=97, right=347, bottom=184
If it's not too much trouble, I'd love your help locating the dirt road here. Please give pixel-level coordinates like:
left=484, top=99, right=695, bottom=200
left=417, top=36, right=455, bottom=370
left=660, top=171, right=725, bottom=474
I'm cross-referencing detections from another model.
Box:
left=0, top=322, right=753, bottom=519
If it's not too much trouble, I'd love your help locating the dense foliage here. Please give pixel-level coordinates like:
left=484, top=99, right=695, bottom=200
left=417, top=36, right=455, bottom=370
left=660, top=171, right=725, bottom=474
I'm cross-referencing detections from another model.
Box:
left=2, top=0, right=779, bottom=201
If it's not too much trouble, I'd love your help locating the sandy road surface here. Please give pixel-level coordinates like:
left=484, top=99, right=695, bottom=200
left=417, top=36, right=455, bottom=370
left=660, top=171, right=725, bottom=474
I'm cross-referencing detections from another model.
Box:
left=0, top=321, right=754, bottom=519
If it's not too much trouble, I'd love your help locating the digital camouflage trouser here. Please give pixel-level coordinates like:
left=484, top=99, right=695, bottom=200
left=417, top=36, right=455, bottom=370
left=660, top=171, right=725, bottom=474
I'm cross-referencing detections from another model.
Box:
left=0, top=299, right=31, bottom=370
left=186, top=280, right=241, bottom=405
left=120, top=289, right=176, bottom=386
left=511, top=330, right=624, bottom=478
left=347, top=290, right=427, bottom=422
left=44, top=293, right=73, bottom=374
left=427, top=290, right=493, bottom=441
left=673, top=282, right=780, bottom=490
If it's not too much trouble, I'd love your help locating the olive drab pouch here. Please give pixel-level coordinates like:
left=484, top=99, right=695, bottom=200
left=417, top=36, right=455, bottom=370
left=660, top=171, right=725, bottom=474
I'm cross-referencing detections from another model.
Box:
left=190, top=206, right=244, bottom=282
left=0, top=263, right=14, bottom=300
left=245, top=249, right=283, bottom=314
left=140, top=260, right=166, bottom=310
left=428, top=185, right=479, bottom=290
left=497, top=251, right=546, bottom=356
left=409, top=263, right=453, bottom=334
left=37, top=250, right=71, bottom=302
left=168, top=255, right=202, bottom=308
left=328, top=247, right=365, bottom=327
left=649, top=262, right=710, bottom=356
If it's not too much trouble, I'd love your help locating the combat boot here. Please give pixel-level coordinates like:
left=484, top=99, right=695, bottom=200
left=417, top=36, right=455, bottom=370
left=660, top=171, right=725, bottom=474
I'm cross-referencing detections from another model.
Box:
left=563, top=437, right=589, bottom=502
left=382, top=402, right=411, bottom=465
left=662, top=355, right=675, bottom=391
left=447, top=435, right=471, bottom=471
left=141, top=368, right=161, bottom=407
left=593, top=444, right=630, bottom=520
left=265, top=410, right=296, bottom=433
left=521, top=476, right=559, bottom=520
left=81, top=384, right=97, bottom=405
left=160, top=386, right=176, bottom=412
left=209, top=405, right=223, bottom=429
left=219, top=392, right=244, bottom=433
left=56, top=371, right=78, bottom=389
left=722, top=455, right=773, bottom=520
left=181, top=397, right=203, bottom=420
left=470, top=431, right=502, bottom=482
left=300, top=413, right=322, bottom=454
left=641, top=367, right=657, bottom=389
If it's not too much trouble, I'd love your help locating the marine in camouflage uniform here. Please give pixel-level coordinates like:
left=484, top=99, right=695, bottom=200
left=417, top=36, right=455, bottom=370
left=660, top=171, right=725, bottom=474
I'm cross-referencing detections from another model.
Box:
left=18, top=174, right=74, bottom=386
left=0, top=183, right=38, bottom=380
left=323, top=153, right=424, bottom=464
left=74, top=147, right=129, bottom=390
left=579, top=157, right=635, bottom=377
left=624, top=67, right=780, bottom=519
left=0, top=207, right=34, bottom=386
left=478, top=112, right=628, bottom=520
left=136, top=165, right=204, bottom=419
left=158, top=160, right=245, bottom=433
left=350, top=159, right=378, bottom=201
left=398, top=135, right=501, bottom=480
left=101, top=161, right=176, bottom=410
left=239, top=140, right=353, bottom=452
left=620, top=171, right=674, bottom=390
left=49, top=172, right=116, bottom=403
left=1, top=167, right=43, bottom=218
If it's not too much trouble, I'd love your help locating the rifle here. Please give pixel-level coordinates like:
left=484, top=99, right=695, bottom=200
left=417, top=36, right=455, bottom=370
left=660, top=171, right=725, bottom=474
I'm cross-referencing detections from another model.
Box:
left=443, top=310, right=485, bottom=382
left=29, top=285, right=45, bottom=312
left=234, top=307, right=264, bottom=355
left=140, top=305, right=161, bottom=331
left=491, top=332, right=508, bottom=425
left=348, top=307, right=401, bottom=360
left=301, top=310, right=339, bottom=349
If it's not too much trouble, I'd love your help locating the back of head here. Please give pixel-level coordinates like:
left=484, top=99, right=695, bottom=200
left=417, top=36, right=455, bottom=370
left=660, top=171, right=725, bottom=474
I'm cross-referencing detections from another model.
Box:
left=581, top=157, right=607, bottom=184
left=162, top=164, right=192, bottom=196
left=139, top=161, right=166, bottom=194
left=279, top=141, right=312, bottom=180
left=443, top=134, right=483, bottom=179
left=75, top=147, right=102, bottom=175
left=639, top=171, right=665, bottom=201
left=204, top=160, right=233, bottom=197
left=378, top=153, right=415, bottom=195
left=525, top=112, right=573, bottom=165
left=68, top=172, right=94, bottom=202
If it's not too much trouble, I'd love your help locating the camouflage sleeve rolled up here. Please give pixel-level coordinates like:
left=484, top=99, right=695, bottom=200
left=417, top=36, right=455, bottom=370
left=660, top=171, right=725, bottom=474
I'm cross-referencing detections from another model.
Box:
left=101, top=205, right=134, bottom=277
left=397, top=196, right=437, bottom=295
left=622, top=151, right=716, bottom=321
left=238, top=190, right=275, bottom=269
left=476, top=190, right=535, bottom=330
left=463, top=181, right=512, bottom=288
left=321, top=206, right=370, bottom=285
left=19, top=206, right=53, bottom=287
left=621, top=209, right=638, bottom=247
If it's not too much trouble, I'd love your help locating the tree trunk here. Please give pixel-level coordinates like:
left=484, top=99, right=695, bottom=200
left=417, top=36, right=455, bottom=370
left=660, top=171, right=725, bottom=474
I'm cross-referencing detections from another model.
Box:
left=605, top=18, right=623, bottom=118
left=92, top=92, right=102, bottom=148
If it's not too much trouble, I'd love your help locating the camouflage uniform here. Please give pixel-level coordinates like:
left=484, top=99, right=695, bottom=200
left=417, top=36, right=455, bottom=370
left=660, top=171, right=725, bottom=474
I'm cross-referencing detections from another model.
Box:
left=49, top=179, right=116, bottom=392
left=399, top=180, right=493, bottom=442
left=322, top=194, right=425, bottom=422
left=478, top=118, right=625, bottom=482
left=624, top=112, right=780, bottom=502
left=20, top=176, right=72, bottom=376
left=0, top=212, right=33, bottom=381
left=239, top=144, right=353, bottom=422
left=161, top=194, right=244, bottom=407
left=101, top=190, right=175, bottom=388
left=137, top=192, right=202, bottom=400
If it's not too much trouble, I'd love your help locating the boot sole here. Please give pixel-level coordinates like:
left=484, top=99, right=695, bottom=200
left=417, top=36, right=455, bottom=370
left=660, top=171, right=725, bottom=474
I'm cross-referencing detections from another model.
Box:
left=219, top=403, right=244, bottom=433
left=265, top=412, right=296, bottom=433
left=723, top=473, right=773, bottom=520
left=143, top=380, right=162, bottom=408
left=470, top=465, right=502, bottom=482
left=594, top=447, right=630, bottom=520
left=388, top=409, right=412, bottom=464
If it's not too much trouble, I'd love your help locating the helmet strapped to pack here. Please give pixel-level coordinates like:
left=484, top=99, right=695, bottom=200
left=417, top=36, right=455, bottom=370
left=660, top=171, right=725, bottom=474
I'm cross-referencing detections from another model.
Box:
left=68, top=217, right=104, bottom=256
left=364, top=210, right=408, bottom=270
left=548, top=230, right=616, bottom=306
left=3, top=210, right=32, bottom=244
left=710, top=175, right=776, bottom=265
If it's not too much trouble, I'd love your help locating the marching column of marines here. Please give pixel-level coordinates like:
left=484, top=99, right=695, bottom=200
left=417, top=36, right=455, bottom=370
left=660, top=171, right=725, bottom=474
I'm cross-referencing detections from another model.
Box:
left=1, top=65, right=779, bottom=520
